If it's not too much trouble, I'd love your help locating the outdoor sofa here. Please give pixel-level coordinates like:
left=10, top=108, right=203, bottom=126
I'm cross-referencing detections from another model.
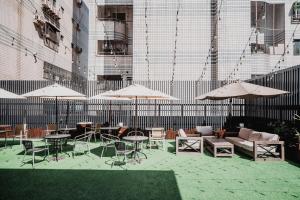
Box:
left=226, top=128, right=285, bottom=161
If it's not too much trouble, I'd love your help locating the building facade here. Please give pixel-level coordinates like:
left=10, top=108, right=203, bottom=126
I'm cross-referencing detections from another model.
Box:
left=87, top=0, right=133, bottom=81
left=132, top=0, right=300, bottom=81
left=0, top=0, right=89, bottom=83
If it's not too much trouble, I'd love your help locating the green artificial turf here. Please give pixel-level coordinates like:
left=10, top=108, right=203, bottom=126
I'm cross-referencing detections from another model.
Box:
left=0, top=139, right=300, bottom=200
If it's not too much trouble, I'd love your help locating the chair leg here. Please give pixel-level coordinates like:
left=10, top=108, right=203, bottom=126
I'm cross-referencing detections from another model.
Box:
left=101, top=145, right=106, bottom=158
left=22, top=150, right=27, bottom=163
left=32, top=152, right=35, bottom=168
left=94, top=133, right=97, bottom=142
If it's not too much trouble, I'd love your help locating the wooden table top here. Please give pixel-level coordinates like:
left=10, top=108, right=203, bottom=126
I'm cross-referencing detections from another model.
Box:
left=204, top=137, right=233, bottom=147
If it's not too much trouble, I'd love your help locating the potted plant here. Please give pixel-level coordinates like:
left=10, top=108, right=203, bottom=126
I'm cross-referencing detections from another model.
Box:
left=294, top=114, right=300, bottom=143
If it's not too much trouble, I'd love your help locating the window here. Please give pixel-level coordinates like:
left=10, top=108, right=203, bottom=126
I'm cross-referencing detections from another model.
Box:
left=292, top=2, right=300, bottom=23
left=43, top=23, right=59, bottom=51
left=112, top=13, right=126, bottom=21
left=293, top=39, right=300, bottom=55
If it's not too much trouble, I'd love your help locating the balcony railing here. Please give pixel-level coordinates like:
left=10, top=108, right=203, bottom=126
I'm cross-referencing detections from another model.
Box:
left=99, top=20, right=127, bottom=41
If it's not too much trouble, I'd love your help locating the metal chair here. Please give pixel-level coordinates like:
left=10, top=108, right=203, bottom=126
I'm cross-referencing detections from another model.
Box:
left=90, top=123, right=101, bottom=142
left=148, top=128, right=166, bottom=150
left=72, top=132, right=93, bottom=157
left=100, top=134, right=120, bottom=158
left=13, top=124, right=28, bottom=145
left=22, top=140, right=49, bottom=168
left=111, top=141, right=134, bottom=168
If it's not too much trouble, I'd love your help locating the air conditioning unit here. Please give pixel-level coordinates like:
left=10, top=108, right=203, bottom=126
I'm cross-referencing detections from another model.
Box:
left=33, top=14, right=45, bottom=26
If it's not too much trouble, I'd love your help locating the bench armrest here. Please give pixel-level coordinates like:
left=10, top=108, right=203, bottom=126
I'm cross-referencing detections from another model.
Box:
left=254, top=140, right=284, bottom=145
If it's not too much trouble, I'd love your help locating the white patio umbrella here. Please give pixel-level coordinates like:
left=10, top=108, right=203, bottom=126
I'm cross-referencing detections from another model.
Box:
left=195, top=81, right=289, bottom=129
left=195, top=81, right=289, bottom=100
left=89, top=90, right=131, bottom=126
left=1, top=88, right=26, bottom=123
left=22, top=83, right=86, bottom=131
left=151, top=90, right=179, bottom=126
left=104, top=84, right=178, bottom=131
left=0, top=88, right=26, bottom=99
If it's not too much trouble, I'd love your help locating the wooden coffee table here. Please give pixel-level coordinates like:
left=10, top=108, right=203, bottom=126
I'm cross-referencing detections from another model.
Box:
left=204, top=137, right=234, bottom=157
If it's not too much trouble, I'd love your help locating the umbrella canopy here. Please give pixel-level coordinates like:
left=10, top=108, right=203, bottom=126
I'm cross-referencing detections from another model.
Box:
left=89, top=90, right=131, bottom=101
left=89, top=90, right=131, bottom=126
left=105, top=84, right=166, bottom=99
left=0, top=88, right=26, bottom=99
left=152, top=90, right=179, bottom=101
left=105, top=84, right=179, bottom=131
left=22, top=83, right=86, bottom=131
left=22, top=83, right=86, bottom=100
left=195, top=81, right=289, bottom=100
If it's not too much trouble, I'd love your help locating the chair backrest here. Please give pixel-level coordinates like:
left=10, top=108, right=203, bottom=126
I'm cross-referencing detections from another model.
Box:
left=127, top=131, right=144, bottom=136
left=22, top=140, right=33, bottom=151
left=47, top=124, right=57, bottom=131
left=150, top=128, right=165, bottom=139
left=114, top=141, right=126, bottom=152
left=101, top=134, right=120, bottom=142
left=94, top=123, right=101, bottom=133
left=195, top=126, right=213, bottom=136
left=118, top=127, right=128, bottom=137
left=178, top=129, right=187, bottom=137
left=15, top=124, right=27, bottom=137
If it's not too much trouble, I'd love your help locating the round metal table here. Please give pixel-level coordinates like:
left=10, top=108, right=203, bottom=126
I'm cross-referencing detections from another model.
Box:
left=123, top=136, right=148, bottom=163
left=100, top=126, right=120, bottom=134
left=44, top=134, right=71, bottom=161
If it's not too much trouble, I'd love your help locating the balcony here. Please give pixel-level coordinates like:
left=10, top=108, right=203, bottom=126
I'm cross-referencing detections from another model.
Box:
left=99, top=20, right=127, bottom=41
left=41, top=0, right=61, bottom=20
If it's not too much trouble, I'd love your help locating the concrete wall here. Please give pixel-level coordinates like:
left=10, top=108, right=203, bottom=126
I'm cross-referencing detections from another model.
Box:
left=0, top=0, right=89, bottom=80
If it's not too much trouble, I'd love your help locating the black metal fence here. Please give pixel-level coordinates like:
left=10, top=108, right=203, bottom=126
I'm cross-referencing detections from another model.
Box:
left=246, top=65, right=300, bottom=122
left=0, top=80, right=244, bottom=130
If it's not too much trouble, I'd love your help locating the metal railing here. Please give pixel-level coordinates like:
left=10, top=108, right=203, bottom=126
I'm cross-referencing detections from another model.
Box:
left=246, top=65, right=300, bottom=122
left=0, top=80, right=244, bottom=130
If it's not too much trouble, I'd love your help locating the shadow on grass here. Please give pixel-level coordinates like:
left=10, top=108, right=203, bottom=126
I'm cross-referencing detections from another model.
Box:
left=167, top=141, right=176, bottom=154
left=0, top=169, right=182, bottom=200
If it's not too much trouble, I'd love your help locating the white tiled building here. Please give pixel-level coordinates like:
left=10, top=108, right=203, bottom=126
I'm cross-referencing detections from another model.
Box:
left=131, top=0, right=300, bottom=81
left=0, top=0, right=89, bottom=82
left=87, top=0, right=133, bottom=81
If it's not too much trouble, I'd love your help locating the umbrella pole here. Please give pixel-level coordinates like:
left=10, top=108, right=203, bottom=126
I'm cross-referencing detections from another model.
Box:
left=229, top=98, right=232, bottom=130
left=109, top=100, right=112, bottom=126
left=56, top=96, right=58, bottom=132
left=66, top=101, right=69, bottom=128
left=135, top=96, right=137, bottom=132
left=154, top=100, right=157, bottom=127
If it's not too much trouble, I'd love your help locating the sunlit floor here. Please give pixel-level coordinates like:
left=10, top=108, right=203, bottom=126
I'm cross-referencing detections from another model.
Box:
left=0, top=139, right=300, bottom=200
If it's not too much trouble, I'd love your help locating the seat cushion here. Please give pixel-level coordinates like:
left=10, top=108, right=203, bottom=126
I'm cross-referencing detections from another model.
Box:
left=196, top=126, right=213, bottom=136
left=226, top=137, right=276, bottom=153
left=248, top=131, right=262, bottom=141
left=238, top=128, right=253, bottom=140
left=260, top=132, right=279, bottom=141
left=226, top=137, right=246, bottom=148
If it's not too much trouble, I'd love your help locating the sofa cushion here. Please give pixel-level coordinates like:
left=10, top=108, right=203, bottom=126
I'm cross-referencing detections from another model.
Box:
left=178, top=129, right=187, bottom=137
left=238, top=128, right=253, bottom=140
left=248, top=131, right=262, bottom=141
left=260, top=132, right=279, bottom=141
left=196, top=126, right=213, bottom=136
left=226, top=137, right=246, bottom=148
left=226, top=137, right=276, bottom=153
